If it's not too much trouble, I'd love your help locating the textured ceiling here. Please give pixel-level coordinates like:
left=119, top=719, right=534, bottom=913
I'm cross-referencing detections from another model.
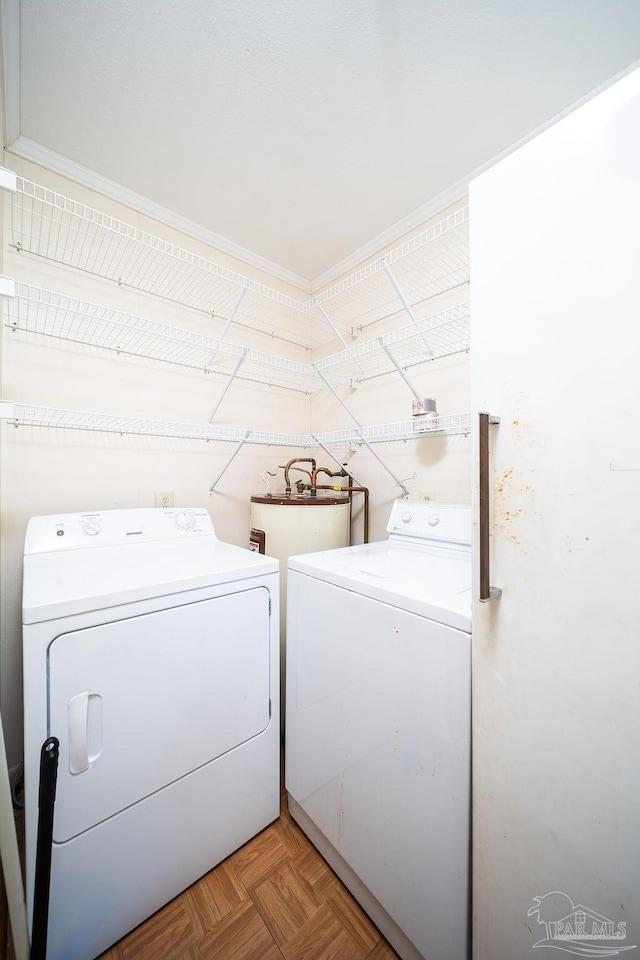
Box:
left=4, top=0, right=640, bottom=286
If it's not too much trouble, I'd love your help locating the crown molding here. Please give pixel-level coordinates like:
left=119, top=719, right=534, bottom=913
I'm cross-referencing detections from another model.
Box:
left=310, top=180, right=469, bottom=293
left=4, top=13, right=640, bottom=302
left=5, top=135, right=313, bottom=294
left=310, top=57, right=640, bottom=294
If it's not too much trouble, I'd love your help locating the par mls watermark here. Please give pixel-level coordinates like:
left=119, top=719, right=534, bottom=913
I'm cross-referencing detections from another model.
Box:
left=528, top=891, right=636, bottom=956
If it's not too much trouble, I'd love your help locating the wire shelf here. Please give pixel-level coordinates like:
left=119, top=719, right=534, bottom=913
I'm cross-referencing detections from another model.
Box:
left=0, top=402, right=470, bottom=446
left=4, top=180, right=471, bottom=456
left=5, top=284, right=316, bottom=394
left=7, top=180, right=468, bottom=348
left=317, top=412, right=471, bottom=445
left=314, top=302, right=470, bottom=382
left=311, top=207, right=469, bottom=334
left=8, top=179, right=313, bottom=348
left=6, top=284, right=470, bottom=391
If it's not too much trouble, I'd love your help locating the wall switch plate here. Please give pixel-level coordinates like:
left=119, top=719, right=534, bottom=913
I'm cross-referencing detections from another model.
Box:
left=155, top=491, right=174, bottom=508
left=418, top=490, right=436, bottom=502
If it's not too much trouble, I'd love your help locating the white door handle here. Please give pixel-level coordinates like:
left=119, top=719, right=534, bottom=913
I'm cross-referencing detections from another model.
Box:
left=68, top=691, right=90, bottom=774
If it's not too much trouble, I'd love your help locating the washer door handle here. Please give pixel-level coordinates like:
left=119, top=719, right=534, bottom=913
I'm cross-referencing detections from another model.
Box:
left=68, top=691, right=90, bottom=774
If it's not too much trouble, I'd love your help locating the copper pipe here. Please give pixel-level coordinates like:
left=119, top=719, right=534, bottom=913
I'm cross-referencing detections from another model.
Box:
left=314, top=484, right=369, bottom=544
left=310, top=465, right=348, bottom=487
left=283, top=457, right=316, bottom=492
left=284, top=468, right=312, bottom=482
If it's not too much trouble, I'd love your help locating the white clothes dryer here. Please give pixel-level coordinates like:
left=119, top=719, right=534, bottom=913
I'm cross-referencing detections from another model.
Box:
left=22, top=507, right=279, bottom=960
left=285, top=501, right=471, bottom=960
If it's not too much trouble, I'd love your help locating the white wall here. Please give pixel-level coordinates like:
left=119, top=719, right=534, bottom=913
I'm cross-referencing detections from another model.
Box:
left=1, top=155, right=471, bottom=764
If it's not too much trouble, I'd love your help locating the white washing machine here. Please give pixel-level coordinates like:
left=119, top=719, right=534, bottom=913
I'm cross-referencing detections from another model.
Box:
left=285, top=500, right=471, bottom=960
left=22, top=507, right=279, bottom=960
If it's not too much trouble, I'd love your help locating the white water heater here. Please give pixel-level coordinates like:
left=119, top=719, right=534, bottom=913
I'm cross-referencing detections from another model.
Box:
left=250, top=493, right=351, bottom=734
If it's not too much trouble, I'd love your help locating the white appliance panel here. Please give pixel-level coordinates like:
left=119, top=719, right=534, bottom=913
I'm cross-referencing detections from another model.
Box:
left=47, top=734, right=276, bottom=960
left=23, top=535, right=277, bottom=623
left=23, top=507, right=214, bottom=554
left=49, top=587, right=271, bottom=841
left=23, top=508, right=280, bottom=960
left=470, top=67, right=640, bottom=957
left=286, top=569, right=470, bottom=960
left=289, top=541, right=471, bottom=630
left=386, top=499, right=472, bottom=544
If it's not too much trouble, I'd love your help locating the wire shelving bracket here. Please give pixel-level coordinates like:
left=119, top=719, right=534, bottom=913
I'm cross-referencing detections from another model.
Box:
left=209, top=349, right=247, bottom=422
left=209, top=431, right=252, bottom=493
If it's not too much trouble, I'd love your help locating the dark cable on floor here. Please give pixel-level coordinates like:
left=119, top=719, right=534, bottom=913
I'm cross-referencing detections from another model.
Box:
left=10, top=761, right=24, bottom=810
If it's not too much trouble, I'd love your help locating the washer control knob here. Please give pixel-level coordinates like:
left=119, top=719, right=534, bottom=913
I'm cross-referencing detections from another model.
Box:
left=401, top=512, right=412, bottom=523
left=82, top=520, right=102, bottom=536
left=175, top=510, right=196, bottom=530
left=428, top=515, right=440, bottom=527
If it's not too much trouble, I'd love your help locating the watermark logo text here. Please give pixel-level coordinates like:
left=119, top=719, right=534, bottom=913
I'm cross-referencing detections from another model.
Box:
left=528, top=891, right=636, bottom=956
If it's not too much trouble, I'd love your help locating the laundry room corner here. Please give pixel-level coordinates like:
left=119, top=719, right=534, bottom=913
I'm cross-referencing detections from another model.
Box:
left=4, top=9, right=639, bottom=958
left=0, top=148, right=473, bottom=769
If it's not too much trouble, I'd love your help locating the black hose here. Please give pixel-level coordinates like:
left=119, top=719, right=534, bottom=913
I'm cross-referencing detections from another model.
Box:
left=31, top=737, right=59, bottom=960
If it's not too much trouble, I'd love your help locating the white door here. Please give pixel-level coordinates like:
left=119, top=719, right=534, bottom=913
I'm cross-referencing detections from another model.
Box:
left=470, top=67, right=640, bottom=956
left=49, top=587, right=271, bottom=841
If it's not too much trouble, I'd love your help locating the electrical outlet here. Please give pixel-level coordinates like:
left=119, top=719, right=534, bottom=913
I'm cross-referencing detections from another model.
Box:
left=418, top=490, right=436, bottom=502
left=155, top=491, right=174, bottom=508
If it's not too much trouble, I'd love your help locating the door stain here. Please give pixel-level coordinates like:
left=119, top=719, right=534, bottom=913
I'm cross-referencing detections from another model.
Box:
left=492, top=465, right=537, bottom=545
left=495, top=468, right=514, bottom=496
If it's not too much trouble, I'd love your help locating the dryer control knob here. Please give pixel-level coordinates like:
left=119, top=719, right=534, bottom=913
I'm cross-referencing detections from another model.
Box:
left=175, top=510, right=196, bottom=530
left=401, top=512, right=412, bottom=523
left=82, top=520, right=102, bottom=536
left=428, top=516, right=440, bottom=526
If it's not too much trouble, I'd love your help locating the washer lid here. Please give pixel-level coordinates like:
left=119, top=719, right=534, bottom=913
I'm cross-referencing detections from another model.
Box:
left=288, top=539, right=471, bottom=632
left=23, top=536, right=278, bottom=624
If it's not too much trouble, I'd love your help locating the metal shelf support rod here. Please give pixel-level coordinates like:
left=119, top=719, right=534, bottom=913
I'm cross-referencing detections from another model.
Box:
left=315, top=302, right=352, bottom=353
left=314, top=367, right=409, bottom=498
left=314, top=367, right=362, bottom=427
left=353, top=429, right=410, bottom=498
left=313, top=368, right=409, bottom=494
left=315, top=303, right=366, bottom=377
left=208, top=349, right=247, bottom=422
left=383, top=262, right=433, bottom=356
left=314, top=438, right=364, bottom=488
left=205, top=283, right=248, bottom=367
left=378, top=339, right=421, bottom=400
left=208, top=430, right=252, bottom=493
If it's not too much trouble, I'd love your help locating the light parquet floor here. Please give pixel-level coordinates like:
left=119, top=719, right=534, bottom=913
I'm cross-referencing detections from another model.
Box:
left=97, top=775, right=401, bottom=960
